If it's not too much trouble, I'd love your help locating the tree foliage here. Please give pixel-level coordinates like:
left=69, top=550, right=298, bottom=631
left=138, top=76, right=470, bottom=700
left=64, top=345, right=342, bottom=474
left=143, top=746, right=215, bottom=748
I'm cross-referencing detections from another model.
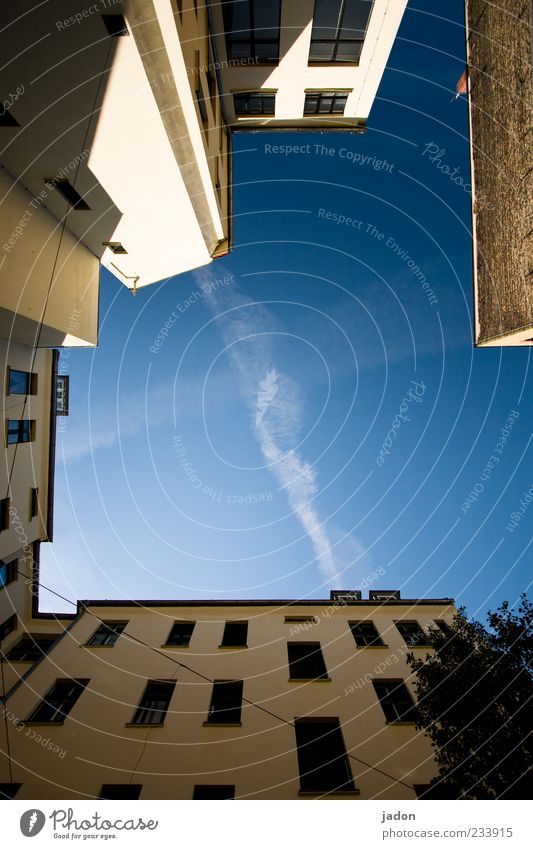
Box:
left=407, top=594, right=532, bottom=799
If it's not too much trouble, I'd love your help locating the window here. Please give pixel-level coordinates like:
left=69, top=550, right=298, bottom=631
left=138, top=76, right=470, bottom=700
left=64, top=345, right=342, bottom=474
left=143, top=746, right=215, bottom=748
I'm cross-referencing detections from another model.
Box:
left=101, top=14, right=129, bottom=36
left=193, top=785, right=235, bottom=799
left=0, top=498, right=9, bottom=531
left=330, top=590, right=361, bottom=602
left=349, top=621, right=384, bottom=647
left=304, top=91, right=349, bottom=115
left=284, top=615, right=317, bottom=624
left=294, top=718, right=355, bottom=792
left=86, top=621, right=127, bottom=647
left=206, top=43, right=217, bottom=100
left=222, top=0, right=281, bottom=63
left=26, top=679, right=88, bottom=723
left=100, top=785, right=142, bottom=799
left=373, top=679, right=417, bottom=723
left=165, top=621, right=195, bottom=647
left=7, top=419, right=34, bottom=444
left=206, top=680, right=243, bottom=724
left=130, top=680, right=175, bottom=725
left=233, top=92, right=275, bottom=116
left=0, top=614, right=16, bottom=642
left=45, top=179, right=90, bottom=210
left=56, top=375, right=69, bottom=415
left=6, top=634, right=57, bottom=662
left=287, top=642, right=329, bottom=680
left=309, top=0, right=373, bottom=64
left=0, top=783, right=22, bottom=799
left=0, top=108, right=19, bottom=127
left=220, top=621, right=248, bottom=647
left=395, top=621, right=428, bottom=647
left=0, top=558, right=17, bottom=588
left=30, top=487, right=39, bottom=520
left=369, top=589, right=400, bottom=601
left=7, top=369, right=36, bottom=395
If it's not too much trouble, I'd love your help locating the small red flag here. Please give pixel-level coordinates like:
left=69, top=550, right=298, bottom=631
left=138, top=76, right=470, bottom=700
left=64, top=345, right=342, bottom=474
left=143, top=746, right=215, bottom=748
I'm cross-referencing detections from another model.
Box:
left=456, top=69, right=468, bottom=95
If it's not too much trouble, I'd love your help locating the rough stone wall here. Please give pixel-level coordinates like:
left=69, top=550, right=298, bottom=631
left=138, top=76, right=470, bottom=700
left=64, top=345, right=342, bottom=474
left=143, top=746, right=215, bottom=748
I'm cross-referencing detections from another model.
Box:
left=467, top=0, right=532, bottom=343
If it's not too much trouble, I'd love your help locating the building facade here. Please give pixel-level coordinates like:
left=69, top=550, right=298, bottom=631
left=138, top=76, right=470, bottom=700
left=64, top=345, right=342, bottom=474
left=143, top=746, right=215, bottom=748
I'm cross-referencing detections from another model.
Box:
left=210, top=0, right=408, bottom=132
left=466, top=0, right=532, bottom=346
left=0, top=588, right=455, bottom=800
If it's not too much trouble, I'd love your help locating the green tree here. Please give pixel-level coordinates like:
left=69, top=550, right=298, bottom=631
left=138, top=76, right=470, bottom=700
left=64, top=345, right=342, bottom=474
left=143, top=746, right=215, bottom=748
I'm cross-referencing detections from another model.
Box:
left=407, top=594, right=532, bottom=799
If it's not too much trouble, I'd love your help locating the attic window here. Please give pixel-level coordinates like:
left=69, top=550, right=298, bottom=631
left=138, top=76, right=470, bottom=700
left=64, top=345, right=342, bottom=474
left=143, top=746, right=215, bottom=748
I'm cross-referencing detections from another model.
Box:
left=46, top=179, right=90, bottom=210
left=330, top=590, right=362, bottom=602
left=369, top=590, right=400, bottom=601
left=0, top=107, right=19, bottom=127
left=103, top=241, right=128, bottom=254
left=102, top=14, right=129, bottom=36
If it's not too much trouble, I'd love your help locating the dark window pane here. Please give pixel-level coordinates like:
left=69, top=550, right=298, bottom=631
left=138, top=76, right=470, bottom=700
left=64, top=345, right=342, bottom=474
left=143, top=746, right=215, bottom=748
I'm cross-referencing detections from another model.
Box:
left=349, top=621, right=384, bottom=647
left=0, top=109, right=19, bottom=127
left=166, top=622, right=195, bottom=646
left=310, top=0, right=370, bottom=63
left=0, top=614, right=16, bottom=641
left=207, top=680, right=243, bottom=724
left=27, top=680, right=87, bottom=723
left=295, top=719, right=355, bottom=792
left=341, top=0, right=373, bottom=37
left=46, top=179, right=90, bottom=210
left=87, top=622, right=126, bottom=647
left=131, top=681, right=175, bottom=725
left=6, top=635, right=56, bottom=662
left=7, top=420, right=33, bottom=444
left=220, top=621, right=248, bottom=646
left=288, top=643, right=328, bottom=679
left=373, top=680, right=417, bottom=722
left=100, top=784, right=142, bottom=799
left=0, top=559, right=17, bottom=588
left=395, top=621, right=427, bottom=646
left=101, top=14, right=129, bottom=37
left=8, top=370, right=31, bottom=394
left=193, top=785, right=235, bottom=799
left=0, top=499, right=9, bottom=531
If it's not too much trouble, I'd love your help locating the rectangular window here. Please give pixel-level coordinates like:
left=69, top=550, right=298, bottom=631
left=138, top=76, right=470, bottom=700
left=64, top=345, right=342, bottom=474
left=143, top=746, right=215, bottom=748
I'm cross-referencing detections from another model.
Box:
left=284, top=615, right=317, bottom=624
left=287, top=642, right=329, bottom=680
left=309, top=0, right=373, bottom=64
left=220, top=621, right=248, bottom=647
left=0, top=558, right=17, bottom=588
left=56, top=375, right=69, bottom=416
left=349, top=621, right=384, bottom=647
left=395, top=621, right=428, bottom=647
left=233, top=92, right=275, bottom=116
left=0, top=783, right=22, bottom=799
left=6, top=635, right=57, bottom=662
left=304, top=91, right=349, bottom=115
left=373, top=679, right=417, bottom=723
left=223, top=0, right=281, bottom=63
left=295, top=718, right=355, bottom=792
left=7, top=369, right=36, bottom=395
left=100, top=784, right=142, bottom=799
left=101, top=14, right=129, bottom=37
left=131, top=680, right=175, bottom=725
left=0, top=498, right=9, bottom=531
left=45, top=179, right=90, bottom=210
left=86, top=621, right=127, bottom=647
left=369, top=589, right=400, bottom=601
left=193, top=785, right=235, bottom=799
left=26, top=679, right=88, bottom=723
left=0, top=614, right=16, bottom=641
left=206, top=680, right=243, bottom=724
left=165, top=621, right=195, bottom=647
left=30, top=487, right=39, bottom=520
left=7, top=419, right=34, bottom=444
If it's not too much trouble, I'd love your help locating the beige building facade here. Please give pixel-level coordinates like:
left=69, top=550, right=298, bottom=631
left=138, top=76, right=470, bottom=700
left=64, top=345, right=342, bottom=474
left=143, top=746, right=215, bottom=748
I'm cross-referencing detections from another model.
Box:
left=0, top=587, right=455, bottom=800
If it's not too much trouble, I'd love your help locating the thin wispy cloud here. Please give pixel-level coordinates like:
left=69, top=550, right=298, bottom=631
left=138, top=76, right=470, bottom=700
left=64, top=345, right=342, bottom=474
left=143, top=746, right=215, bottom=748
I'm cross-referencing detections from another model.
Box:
left=197, top=270, right=370, bottom=585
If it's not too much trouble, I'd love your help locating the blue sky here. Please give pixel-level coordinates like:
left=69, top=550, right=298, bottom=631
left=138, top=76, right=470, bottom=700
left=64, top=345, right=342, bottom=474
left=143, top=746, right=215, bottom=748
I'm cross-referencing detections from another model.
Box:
left=41, top=0, right=532, bottom=619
